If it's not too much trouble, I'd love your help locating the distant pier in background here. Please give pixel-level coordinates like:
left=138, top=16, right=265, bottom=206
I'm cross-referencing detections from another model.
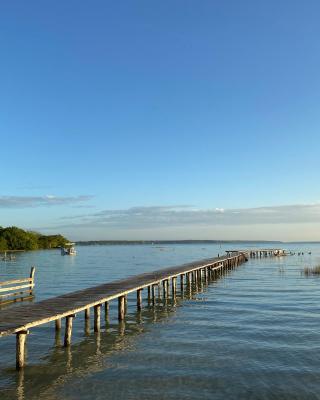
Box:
left=226, top=248, right=287, bottom=258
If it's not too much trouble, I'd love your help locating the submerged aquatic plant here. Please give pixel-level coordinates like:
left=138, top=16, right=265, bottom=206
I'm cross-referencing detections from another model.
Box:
left=304, top=265, right=320, bottom=276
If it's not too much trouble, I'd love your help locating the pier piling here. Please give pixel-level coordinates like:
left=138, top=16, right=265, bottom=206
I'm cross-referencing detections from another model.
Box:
left=64, top=315, right=75, bottom=347
left=94, top=305, right=101, bottom=332
left=16, top=331, right=29, bottom=370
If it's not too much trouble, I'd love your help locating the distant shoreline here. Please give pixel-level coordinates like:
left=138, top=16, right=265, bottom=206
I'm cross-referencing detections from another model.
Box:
left=76, top=240, right=284, bottom=246
left=75, top=240, right=320, bottom=246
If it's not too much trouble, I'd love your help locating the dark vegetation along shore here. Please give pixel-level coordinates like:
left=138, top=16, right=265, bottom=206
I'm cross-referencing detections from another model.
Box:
left=0, top=226, right=68, bottom=251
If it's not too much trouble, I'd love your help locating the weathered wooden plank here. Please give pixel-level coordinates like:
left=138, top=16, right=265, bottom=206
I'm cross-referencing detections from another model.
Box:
left=0, top=278, right=32, bottom=286
left=0, top=289, right=34, bottom=299
left=0, top=283, right=34, bottom=293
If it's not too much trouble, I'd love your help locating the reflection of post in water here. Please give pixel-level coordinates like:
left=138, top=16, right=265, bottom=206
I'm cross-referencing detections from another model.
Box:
left=118, top=321, right=126, bottom=336
left=85, top=318, right=90, bottom=336
left=55, top=329, right=62, bottom=347
left=95, top=331, right=101, bottom=355
left=136, top=308, right=143, bottom=324
left=16, top=368, right=24, bottom=400
left=152, top=306, right=158, bottom=323
left=66, top=345, right=72, bottom=373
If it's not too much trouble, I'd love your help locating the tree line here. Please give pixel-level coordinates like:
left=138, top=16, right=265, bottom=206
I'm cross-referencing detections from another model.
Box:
left=0, top=226, right=69, bottom=251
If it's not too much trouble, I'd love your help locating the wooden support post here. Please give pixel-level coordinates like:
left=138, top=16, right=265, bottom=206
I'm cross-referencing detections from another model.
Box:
left=204, top=268, right=208, bottom=284
left=55, top=318, right=61, bottom=331
left=84, top=308, right=90, bottom=334
left=172, top=277, right=177, bottom=298
left=105, top=301, right=109, bottom=320
left=180, top=274, right=184, bottom=292
left=197, top=269, right=201, bottom=281
left=29, top=266, right=35, bottom=295
left=148, top=286, right=151, bottom=303
left=163, top=280, right=168, bottom=298
left=64, top=315, right=75, bottom=347
left=152, top=285, right=156, bottom=305
left=137, top=289, right=143, bottom=310
left=16, top=330, right=29, bottom=370
left=118, top=296, right=125, bottom=321
left=187, top=272, right=192, bottom=286
left=94, top=304, right=101, bottom=332
left=157, top=283, right=161, bottom=299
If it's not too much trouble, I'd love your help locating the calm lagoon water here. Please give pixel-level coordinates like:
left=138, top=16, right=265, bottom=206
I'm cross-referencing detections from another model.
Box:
left=1, top=242, right=320, bottom=399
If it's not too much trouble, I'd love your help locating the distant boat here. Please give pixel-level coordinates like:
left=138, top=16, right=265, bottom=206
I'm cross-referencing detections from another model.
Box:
left=61, top=243, right=77, bottom=256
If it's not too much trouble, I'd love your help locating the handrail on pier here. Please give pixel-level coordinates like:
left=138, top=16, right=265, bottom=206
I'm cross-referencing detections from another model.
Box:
left=0, top=267, right=35, bottom=306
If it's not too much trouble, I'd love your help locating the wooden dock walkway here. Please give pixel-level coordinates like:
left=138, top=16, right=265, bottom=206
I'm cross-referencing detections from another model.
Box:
left=0, top=252, right=248, bottom=369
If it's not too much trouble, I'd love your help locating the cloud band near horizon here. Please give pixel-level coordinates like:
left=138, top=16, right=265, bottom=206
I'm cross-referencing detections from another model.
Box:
left=0, top=195, right=93, bottom=208
left=47, top=203, right=320, bottom=230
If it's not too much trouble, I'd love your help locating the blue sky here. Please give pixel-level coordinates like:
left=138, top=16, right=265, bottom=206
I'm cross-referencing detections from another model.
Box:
left=1, top=1, right=320, bottom=241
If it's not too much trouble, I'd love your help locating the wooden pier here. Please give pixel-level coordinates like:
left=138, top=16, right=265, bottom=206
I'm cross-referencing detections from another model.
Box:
left=226, top=248, right=286, bottom=258
left=0, top=252, right=247, bottom=369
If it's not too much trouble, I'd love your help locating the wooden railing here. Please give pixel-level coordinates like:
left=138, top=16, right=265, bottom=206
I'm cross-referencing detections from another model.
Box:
left=0, top=267, right=35, bottom=305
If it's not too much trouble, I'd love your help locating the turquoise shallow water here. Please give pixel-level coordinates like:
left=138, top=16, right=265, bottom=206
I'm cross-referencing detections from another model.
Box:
left=1, top=242, right=320, bottom=399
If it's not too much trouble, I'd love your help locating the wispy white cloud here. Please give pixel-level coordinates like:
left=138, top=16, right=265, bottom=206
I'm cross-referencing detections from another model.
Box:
left=0, top=195, right=94, bottom=208
left=51, top=203, right=320, bottom=230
